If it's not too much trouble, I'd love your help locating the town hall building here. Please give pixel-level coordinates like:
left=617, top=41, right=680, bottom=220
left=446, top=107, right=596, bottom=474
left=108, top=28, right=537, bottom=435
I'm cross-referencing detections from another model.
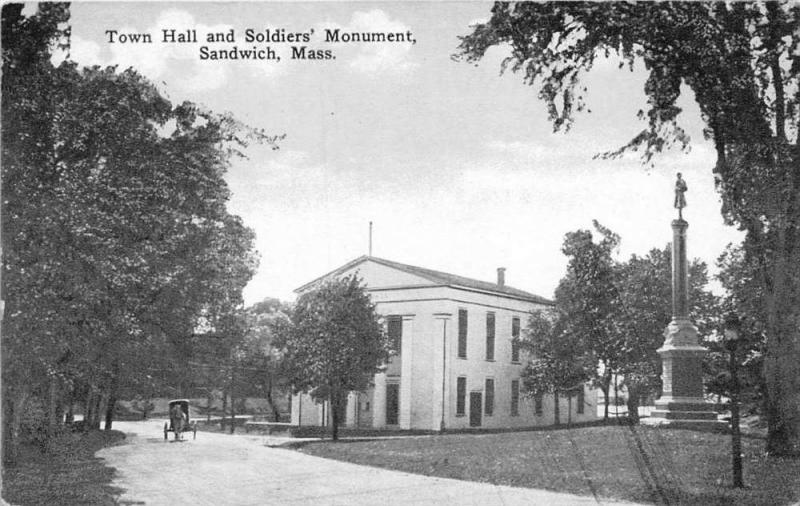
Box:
left=290, top=256, right=597, bottom=430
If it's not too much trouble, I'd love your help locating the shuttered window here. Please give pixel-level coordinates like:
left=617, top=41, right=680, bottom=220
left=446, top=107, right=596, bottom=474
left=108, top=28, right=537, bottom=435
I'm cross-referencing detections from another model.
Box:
left=388, top=316, right=402, bottom=354
left=456, top=377, right=467, bottom=416
left=485, top=378, right=495, bottom=416
left=511, top=317, right=520, bottom=363
left=458, top=309, right=468, bottom=358
left=485, top=313, right=495, bottom=361
left=511, top=380, right=520, bottom=416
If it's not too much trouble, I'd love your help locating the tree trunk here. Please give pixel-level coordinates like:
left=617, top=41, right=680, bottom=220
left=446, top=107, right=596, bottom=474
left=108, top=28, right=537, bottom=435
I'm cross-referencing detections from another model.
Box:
left=229, top=394, right=236, bottom=434
left=221, top=388, right=228, bottom=430
left=599, top=382, right=610, bottom=421
left=92, top=394, right=103, bottom=430
left=84, top=389, right=95, bottom=431
left=553, top=392, right=560, bottom=426
left=104, top=396, right=116, bottom=430
left=613, top=374, right=620, bottom=419
left=229, top=368, right=236, bottom=435
left=330, top=392, right=339, bottom=441
left=761, top=229, right=800, bottom=456
left=265, top=375, right=281, bottom=422
left=48, top=376, right=59, bottom=436
left=764, top=304, right=800, bottom=455
left=104, top=363, right=119, bottom=430
left=3, top=386, right=31, bottom=464
left=626, top=383, right=641, bottom=425
left=2, top=398, right=13, bottom=464
left=567, top=393, right=572, bottom=427
left=597, top=368, right=613, bottom=421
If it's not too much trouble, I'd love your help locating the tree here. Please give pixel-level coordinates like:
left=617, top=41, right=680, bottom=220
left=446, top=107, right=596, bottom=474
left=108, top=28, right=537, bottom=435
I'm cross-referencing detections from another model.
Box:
left=615, top=247, right=719, bottom=423
left=457, top=1, right=800, bottom=455
left=2, top=3, right=273, bottom=457
left=705, top=245, right=768, bottom=415
left=274, top=275, right=390, bottom=440
left=237, top=298, right=292, bottom=422
left=521, top=309, right=594, bottom=426
left=556, top=221, right=626, bottom=420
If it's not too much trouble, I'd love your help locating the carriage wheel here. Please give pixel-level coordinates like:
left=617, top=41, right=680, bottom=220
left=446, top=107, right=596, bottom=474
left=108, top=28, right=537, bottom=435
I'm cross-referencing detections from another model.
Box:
left=163, top=422, right=168, bottom=441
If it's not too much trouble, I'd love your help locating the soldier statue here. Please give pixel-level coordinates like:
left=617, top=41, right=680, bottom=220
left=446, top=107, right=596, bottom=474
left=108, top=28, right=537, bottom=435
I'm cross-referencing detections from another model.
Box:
left=674, top=172, right=687, bottom=219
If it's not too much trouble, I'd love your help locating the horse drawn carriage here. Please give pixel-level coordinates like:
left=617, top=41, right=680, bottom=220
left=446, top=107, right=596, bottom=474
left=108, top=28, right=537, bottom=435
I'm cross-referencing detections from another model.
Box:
left=164, top=399, right=197, bottom=441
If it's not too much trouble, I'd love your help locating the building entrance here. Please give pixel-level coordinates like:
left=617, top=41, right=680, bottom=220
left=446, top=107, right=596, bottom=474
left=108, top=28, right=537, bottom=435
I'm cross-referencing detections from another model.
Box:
left=386, top=383, right=399, bottom=425
left=469, top=392, right=482, bottom=427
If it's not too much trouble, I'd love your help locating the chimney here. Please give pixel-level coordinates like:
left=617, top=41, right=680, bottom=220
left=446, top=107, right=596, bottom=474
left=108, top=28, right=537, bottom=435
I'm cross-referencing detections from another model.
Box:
left=497, top=267, right=506, bottom=287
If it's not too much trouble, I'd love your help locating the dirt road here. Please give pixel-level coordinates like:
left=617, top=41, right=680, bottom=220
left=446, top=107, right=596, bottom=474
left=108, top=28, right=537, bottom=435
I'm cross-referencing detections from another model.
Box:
left=98, top=420, right=638, bottom=505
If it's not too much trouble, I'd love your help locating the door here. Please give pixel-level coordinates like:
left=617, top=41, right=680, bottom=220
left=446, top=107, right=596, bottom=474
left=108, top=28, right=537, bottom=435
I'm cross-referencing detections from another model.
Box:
left=469, top=391, right=482, bottom=427
left=386, top=383, right=399, bottom=425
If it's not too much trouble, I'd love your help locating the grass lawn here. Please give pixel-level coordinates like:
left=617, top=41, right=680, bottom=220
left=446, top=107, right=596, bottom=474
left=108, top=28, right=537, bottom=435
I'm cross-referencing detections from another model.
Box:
left=297, top=424, right=800, bottom=505
left=2, top=430, right=126, bottom=506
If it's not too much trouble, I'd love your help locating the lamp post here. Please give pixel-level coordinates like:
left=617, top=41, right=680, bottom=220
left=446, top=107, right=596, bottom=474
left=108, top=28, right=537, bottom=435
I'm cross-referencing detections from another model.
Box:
left=723, top=314, right=744, bottom=488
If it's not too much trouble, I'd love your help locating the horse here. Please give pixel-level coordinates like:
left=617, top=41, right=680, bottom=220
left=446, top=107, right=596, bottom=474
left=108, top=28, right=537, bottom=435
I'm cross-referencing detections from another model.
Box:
left=169, top=403, right=187, bottom=441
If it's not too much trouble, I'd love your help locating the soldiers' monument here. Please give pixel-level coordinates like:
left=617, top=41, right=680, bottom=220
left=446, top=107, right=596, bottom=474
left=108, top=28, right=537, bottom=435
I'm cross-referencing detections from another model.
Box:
left=648, top=174, right=720, bottom=427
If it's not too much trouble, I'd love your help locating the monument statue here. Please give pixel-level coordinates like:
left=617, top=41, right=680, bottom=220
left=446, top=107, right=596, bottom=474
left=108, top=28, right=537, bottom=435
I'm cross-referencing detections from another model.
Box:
left=674, top=172, right=687, bottom=219
left=646, top=173, right=722, bottom=429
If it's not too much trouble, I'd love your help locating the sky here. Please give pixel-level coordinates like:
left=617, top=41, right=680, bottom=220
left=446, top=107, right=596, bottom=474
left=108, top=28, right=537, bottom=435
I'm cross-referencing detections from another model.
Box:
left=59, top=2, right=745, bottom=304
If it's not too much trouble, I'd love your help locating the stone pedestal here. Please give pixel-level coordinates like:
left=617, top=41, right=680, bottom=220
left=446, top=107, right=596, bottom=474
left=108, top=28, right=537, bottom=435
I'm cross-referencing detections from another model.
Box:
left=644, top=219, right=723, bottom=430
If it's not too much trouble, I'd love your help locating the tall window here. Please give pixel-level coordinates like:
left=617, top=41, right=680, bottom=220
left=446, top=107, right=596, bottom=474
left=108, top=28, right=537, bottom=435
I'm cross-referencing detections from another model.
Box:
left=388, top=316, right=402, bottom=354
left=511, top=317, right=520, bottom=362
left=534, top=394, right=543, bottom=416
left=456, top=377, right=467, bottom=416
left=510, top=380, right=519, bottom=416
left=485, top=378, right=495, bottom=416
left=577, top=387, right=585, bottom=414
left=458, top=309, right=468, bottom=359
left=485, top=312, right=495, bottom=361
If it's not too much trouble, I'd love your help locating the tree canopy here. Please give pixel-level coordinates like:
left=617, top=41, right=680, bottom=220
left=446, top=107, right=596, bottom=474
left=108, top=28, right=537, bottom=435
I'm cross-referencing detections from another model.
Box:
left=274, top=274, right=389, bottom=440
left=554, top=221, right=625, bottom=419
left=615, top=246, right=719, bottom=422
left=2, top=3, right=278, bottom=457
left=521, top=309, right=594, bottom=425
left=522, top=223, right=718, bottom=424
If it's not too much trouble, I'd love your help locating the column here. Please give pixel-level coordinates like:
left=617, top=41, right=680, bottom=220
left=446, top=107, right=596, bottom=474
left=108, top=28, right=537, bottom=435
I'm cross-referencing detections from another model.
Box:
left=432, top=313, right=451, bottom=431
left=672, top=219, right=690, bottom=318
left=399, top=316, right=414, bottom=429
left=372, top=372, right=386, bottom=428
left=649, top=218, right=721, bottom=428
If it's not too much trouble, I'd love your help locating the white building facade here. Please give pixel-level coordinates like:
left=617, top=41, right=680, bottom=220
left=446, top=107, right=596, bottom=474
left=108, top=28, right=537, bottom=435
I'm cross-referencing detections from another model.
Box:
left=291, top=256, right=597, bottom=430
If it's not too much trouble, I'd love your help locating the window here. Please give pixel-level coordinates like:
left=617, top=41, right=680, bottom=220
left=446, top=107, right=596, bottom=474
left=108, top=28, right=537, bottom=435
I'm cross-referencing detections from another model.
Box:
left=485, top=378, right=495, bottom=416
left=458, top=309, right=468, bottom=359
left=511, top=380, right=519, bottom=416
left=534, top=394, right=543, bottom=416
left=577, top=387, right=585, bottom=414
left=511, top=317, right=521, bottom=363
left=485, top=313, right=495, bottom=361
left=456, top=377, right=467, bottom=416
left=387, top=316, right=402, bottom=353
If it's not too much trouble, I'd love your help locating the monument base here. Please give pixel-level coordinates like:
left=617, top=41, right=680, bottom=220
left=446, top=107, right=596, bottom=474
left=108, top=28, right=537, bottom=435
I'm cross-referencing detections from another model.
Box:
left=641, top=417, right=728, bottom=432
left=644, top=395, right=726, bottom=431
left=649, top=322, right=725, bottom=430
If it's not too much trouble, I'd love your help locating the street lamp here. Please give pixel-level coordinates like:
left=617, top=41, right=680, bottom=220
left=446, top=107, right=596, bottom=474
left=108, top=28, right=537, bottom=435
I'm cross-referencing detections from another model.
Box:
left=723, top=313, right=744, bottom=488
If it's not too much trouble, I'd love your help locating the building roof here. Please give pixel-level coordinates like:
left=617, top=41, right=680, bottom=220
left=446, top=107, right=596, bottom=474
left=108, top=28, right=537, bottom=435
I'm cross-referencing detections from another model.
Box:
left=295, top=255, right=553, bottom=305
